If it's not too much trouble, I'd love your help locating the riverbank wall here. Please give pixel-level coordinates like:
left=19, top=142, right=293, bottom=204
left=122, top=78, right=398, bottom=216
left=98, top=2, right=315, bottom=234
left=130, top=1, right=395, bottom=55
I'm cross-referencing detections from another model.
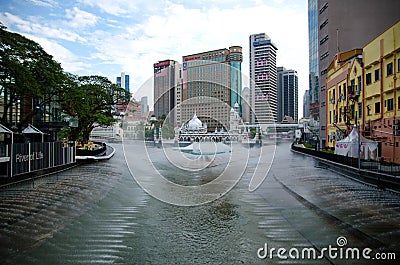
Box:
left=291, top=144, right=400, bottom=193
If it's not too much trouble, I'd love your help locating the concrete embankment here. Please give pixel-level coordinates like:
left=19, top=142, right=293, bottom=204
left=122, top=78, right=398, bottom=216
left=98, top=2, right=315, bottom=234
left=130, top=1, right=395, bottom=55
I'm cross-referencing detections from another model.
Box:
left=291, top=144, right=400, bottom=193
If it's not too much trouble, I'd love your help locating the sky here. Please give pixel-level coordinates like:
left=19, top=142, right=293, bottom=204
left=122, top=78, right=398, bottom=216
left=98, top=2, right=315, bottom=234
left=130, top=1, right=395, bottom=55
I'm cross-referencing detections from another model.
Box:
left=0, top=0, right=309, bottom=117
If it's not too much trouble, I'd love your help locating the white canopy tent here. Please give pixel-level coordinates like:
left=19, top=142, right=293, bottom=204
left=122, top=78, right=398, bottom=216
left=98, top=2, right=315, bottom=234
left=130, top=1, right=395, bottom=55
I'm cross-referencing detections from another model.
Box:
left=334, top=126, right=378, bottom=160
left=0, top=123, right=13, bottom=144
left=22, top=124, right=45, bottom=142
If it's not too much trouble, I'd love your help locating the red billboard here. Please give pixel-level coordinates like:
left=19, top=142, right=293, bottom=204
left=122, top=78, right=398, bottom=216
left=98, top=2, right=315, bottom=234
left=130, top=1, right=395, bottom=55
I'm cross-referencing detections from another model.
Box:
left=153, top=60, right=171, bottom=68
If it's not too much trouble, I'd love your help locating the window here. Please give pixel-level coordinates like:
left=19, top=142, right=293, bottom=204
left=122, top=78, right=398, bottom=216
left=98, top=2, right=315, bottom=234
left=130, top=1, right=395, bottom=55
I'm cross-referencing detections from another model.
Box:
left=349, top=79, right=355, bottom=94
left=387, top=98, right=394, bottom=111
left=320, top=19, right=328, bottom=30
left=375, top=102, right=380, bottom=114
left=366, top=73, right=372, bottom=85
left=320, top=35, right=329, bottom=45
left=367, top=105, right=371, bottom=116
left=358, top=103, right=362, bottom=118
left=374, top=69, right=380, bottom=81
left=398, top=96, right=400, bottom=110
left=398, top=58, right=400, bottom=72
left=320, top=51, right=329, bottom=60
left=320, top=3, right=328, bottom=14
left=387, top=62, right=393, bottom=76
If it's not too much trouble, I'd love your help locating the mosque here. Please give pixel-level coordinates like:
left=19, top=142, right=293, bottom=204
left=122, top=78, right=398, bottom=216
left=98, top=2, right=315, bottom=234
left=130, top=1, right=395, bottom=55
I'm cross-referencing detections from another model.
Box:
left=175, top=103, right=260, bottom=144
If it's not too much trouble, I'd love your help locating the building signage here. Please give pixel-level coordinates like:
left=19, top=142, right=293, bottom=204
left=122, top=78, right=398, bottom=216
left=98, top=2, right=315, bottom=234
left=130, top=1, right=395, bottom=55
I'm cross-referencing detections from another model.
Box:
left=253, top=40, right=271, bottom=46
left=184, top=55, right=201, bottom=62
left=153, top=60, right=171, bottom=68
left=16, top=152, right=44, bottom=163
left=11, top=142, right=75, bottom=177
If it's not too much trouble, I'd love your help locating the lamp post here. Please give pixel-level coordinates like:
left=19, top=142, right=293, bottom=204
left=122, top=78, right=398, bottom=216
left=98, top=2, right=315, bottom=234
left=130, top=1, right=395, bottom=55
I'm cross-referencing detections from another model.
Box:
left=355, top=111, right=361, bottom=171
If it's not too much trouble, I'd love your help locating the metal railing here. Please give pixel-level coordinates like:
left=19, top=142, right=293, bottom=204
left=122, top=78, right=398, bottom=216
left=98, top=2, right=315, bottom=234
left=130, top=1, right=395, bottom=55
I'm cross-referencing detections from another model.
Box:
left=291, top=144, right=400, bottom=176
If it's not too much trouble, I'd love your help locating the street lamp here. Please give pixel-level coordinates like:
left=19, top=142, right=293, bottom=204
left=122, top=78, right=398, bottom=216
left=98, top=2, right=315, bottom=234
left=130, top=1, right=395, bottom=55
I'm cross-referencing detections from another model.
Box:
left=355, top=111, right=361, bottom=171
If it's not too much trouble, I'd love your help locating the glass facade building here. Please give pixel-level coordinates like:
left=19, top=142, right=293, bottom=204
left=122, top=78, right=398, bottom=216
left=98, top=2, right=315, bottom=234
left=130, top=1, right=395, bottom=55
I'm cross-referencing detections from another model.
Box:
left=277, top=67, right=298, bottom=122
left=182, top=46, right=243, bottom=131
left=308, top=0, right=319, bottom=120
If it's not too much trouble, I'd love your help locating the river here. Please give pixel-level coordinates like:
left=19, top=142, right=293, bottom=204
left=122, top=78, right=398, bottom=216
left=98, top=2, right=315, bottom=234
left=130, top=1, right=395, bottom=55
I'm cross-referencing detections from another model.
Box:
left=0, top=141, right=399, bottom=264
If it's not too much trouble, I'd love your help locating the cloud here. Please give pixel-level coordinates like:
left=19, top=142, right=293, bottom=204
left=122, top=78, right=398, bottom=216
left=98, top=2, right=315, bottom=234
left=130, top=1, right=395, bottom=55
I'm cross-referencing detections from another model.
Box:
left=23, top=34, right=89, bottom=72
left=77, top=0, right=139, bottom=16
left=27, top=0, right=58, bottom=8
left=90, top=2, right=308, bottom=94
left=0, top=12, right=86, bottom=42
left=1, top=0, right=308, bottom=116
left=65, top=7, right=98, bottom=28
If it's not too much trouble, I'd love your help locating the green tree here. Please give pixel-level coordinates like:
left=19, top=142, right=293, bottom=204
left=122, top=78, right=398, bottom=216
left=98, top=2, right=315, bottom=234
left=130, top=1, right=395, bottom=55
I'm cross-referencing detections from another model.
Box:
left=0, top=22, right=66, bottom=128
left=60, top=75, right=128, bottom=144
left=158, top=114, right=175, bottom=139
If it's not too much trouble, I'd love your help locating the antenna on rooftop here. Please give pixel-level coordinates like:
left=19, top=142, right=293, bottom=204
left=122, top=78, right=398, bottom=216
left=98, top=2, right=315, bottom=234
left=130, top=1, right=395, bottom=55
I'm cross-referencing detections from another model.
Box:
left=336, top=28, right=340, bottom=53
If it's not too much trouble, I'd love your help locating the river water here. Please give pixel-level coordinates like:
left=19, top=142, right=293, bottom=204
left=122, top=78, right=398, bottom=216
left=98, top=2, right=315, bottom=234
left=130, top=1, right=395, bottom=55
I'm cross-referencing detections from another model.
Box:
left=0, top=142, right=399, bottom=264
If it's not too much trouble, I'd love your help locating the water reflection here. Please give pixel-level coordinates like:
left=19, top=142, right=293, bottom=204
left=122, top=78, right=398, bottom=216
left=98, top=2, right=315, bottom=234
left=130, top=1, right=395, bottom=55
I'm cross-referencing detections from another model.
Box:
left=0, top=142, right=399, bottom=265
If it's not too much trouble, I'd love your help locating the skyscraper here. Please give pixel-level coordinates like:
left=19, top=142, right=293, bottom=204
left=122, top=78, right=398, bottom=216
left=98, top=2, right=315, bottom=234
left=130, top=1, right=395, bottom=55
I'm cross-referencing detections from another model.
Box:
left=249, top=33, right=278, bottom=124
left=277, top=67, right=298, bottom=122
left=308, top=0, right=319, bottom=121
left=303, top=90, right=310, bottom=118
left=116, top=72, right=130, bottom=94
left=140, top=96, right=149, bottom=118
left=311, top=0, right=400, bottom=147
left=153, top=60, right=180, bottom=124
left=241, top=87, right=250, bottom=123
left=181, top=46, right=242, bottom=131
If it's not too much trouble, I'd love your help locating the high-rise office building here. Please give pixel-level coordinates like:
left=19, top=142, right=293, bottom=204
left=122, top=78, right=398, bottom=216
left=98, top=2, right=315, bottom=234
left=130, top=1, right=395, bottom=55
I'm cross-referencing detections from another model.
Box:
left=153, top=60, right=180, bottom=124
left=311, top=0, right=400, bottom=147
left=241, top=87, right=250, bottom=123
left=249, top=33, right=278, bottom=124
left=140, top=96, right=149, bottom=118
left=277, top=67, right=298, bottom=123
left=116, top=72, right=130, bottom=94
left=308, top=0, right=319, bottom=120
left=303, top=90, right=310, bottom=118
left=181, top=46, right=242, bottom=131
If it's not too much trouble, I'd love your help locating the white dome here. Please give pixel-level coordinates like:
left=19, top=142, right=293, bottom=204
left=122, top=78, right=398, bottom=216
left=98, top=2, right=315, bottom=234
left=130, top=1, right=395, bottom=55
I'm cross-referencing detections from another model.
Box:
left=188, top=113, right=203, bottom=130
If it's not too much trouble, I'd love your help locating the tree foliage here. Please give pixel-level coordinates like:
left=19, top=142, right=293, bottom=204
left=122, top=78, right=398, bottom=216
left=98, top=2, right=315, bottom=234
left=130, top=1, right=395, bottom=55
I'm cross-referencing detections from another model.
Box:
left=60, top=75, right=128, bottom=143
left=1, top=23, right=128, bottom=143
left=0, top=22, right=66, bottom=128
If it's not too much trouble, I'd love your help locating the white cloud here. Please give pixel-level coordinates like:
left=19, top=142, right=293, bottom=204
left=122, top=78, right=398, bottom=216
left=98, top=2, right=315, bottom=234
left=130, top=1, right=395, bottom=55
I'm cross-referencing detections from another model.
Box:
left=1, top=0, right=308, bottom=116
left=88, top=2, right=308, bottom=100
left=0, top=12, right=86, bottom=42
left=101, top=3, right=305, bottom=116
left=65, top=7, right=98, bottom=28
left=28, top=0, right=58, bottom=8
left=23, top=34, right=89, bottom=72
left=77, top=0, right=139, bottom=16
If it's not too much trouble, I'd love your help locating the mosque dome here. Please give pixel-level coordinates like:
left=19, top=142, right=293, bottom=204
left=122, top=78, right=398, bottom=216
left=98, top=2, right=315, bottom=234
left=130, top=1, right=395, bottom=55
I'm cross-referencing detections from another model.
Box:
left=187, top=113, right=203, bottom=130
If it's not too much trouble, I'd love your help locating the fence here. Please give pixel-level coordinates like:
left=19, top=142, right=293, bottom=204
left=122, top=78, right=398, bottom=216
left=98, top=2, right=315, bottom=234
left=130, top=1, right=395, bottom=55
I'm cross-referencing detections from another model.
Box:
left=291, top=144, right=400, bottom=176
left=10, top=142, right=76, bottom=177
